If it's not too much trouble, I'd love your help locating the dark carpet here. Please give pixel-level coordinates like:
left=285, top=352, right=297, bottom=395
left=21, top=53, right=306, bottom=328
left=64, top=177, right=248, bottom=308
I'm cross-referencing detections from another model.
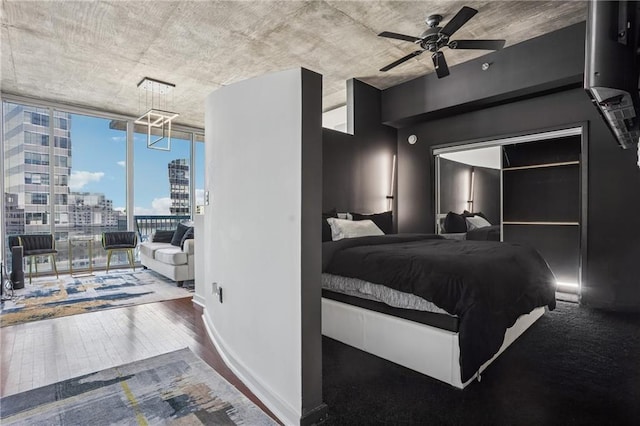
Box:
left=322, top=301, right=640, bottom=425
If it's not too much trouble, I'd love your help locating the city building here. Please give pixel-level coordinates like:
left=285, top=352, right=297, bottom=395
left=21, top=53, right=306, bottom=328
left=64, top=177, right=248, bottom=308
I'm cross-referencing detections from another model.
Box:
left=3, top=192, right=24, bottom=236
left=3, top=104, right=72, bottom=236
left=168, top=158, right=190, bottom=215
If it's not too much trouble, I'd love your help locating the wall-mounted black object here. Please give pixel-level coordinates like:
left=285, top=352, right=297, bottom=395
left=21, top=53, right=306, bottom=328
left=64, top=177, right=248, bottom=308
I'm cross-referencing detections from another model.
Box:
left=584, top=0, right=640, bottom=148
left=10, top=245, right=24, bottom=290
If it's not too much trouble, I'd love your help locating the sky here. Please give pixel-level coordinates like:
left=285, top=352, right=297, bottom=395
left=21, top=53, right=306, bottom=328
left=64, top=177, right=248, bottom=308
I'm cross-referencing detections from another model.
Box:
left=69, top=114, right=204, bottom=215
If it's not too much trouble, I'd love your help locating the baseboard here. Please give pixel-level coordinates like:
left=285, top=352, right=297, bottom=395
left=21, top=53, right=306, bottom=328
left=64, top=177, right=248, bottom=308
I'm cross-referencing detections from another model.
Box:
left=192, top=294, right=205, bottom=308
left=201, top=310, right=300, bottom=426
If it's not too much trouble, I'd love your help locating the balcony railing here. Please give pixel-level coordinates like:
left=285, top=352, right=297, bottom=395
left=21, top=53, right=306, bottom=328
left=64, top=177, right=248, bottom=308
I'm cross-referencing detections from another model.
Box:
left=134, top=215, right=191, bottom=242
left=2, top=215, right=191, bottom=276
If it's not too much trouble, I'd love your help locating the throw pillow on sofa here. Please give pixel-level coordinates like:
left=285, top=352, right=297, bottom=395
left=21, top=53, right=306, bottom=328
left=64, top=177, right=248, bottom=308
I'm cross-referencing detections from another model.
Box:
left=180, top=227, right=194, bottom=249
left=171, top=223, right=191, bottom=247
left=152, top=230, right=175, bottom=243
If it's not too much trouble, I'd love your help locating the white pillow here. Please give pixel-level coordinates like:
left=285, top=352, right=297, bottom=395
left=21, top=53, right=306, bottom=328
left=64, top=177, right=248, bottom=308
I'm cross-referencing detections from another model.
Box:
left=465, top=215, right=492, bottom=230
left=326, top=218, right=384, bottom=241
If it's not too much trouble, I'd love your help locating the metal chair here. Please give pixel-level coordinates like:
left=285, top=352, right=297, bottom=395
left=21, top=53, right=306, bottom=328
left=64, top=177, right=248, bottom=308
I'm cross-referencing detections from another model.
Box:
left=102, top=231, right=138, bottom=273
left=8, top=234, right=59, bottom=284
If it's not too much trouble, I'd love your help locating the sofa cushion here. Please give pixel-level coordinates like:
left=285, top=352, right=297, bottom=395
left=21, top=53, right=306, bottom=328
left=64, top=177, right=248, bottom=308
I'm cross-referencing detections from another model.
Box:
left=154, top=246, right=188, bottom=266
left=139, top=242, right=171, bottom=259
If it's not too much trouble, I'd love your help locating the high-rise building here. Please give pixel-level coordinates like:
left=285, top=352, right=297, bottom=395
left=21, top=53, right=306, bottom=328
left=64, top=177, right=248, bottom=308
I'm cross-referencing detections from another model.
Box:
left=168, top=158, right=189, bottom=215
left=3, top=104, right=72, bottom=236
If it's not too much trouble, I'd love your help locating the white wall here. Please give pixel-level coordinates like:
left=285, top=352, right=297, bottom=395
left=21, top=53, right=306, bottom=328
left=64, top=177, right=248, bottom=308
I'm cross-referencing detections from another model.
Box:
left=193, top=214, right=205, bottom=307
left=203, top=68, right=323, bottom=425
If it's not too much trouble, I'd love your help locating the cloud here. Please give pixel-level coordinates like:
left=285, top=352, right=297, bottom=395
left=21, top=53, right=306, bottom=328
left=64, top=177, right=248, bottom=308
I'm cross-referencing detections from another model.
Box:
left=111, top=136, right=126, bottom=142
left=134, top=197, right=172, bottom=215
left=69, top=171, right=105, bottom=191
left=117, top=161, right=126, bottom=167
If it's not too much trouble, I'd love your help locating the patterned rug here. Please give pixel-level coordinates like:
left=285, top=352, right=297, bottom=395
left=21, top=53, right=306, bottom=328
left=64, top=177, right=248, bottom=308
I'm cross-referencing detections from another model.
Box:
left=0, top=270, right=192, bottom=327
left=0, top=348, right=277, bottom=425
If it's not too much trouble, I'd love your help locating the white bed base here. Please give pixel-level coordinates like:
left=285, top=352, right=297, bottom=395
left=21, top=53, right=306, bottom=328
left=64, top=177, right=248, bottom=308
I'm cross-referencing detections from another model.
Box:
left=322, top=298, right=545, bottom=389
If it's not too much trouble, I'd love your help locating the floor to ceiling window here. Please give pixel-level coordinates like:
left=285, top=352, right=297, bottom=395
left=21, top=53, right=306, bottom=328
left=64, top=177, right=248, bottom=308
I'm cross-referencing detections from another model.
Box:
left=58, top=112, right=127, bottom=272
left=194, top=133, right=205, bottom=214
left=2, top=102, right=128, bottom=274
left=2, top=99, right=204, bottom=276
left=132, top=129, right=193, bottom=243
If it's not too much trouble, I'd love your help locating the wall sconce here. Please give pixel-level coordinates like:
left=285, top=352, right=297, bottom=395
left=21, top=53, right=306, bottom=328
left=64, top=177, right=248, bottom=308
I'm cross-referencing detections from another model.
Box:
left=481, top=62, right=490, bottom=71
left=467, top=167, right=475, bottom=211
left=408, top=134, right=418, bottom=144
left=387, top=154, right=396, bottom=211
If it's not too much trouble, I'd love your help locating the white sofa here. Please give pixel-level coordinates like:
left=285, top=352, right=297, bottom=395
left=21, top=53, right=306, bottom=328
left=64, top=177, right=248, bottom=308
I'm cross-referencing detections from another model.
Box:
left=139, top=239, right=194, bottom=287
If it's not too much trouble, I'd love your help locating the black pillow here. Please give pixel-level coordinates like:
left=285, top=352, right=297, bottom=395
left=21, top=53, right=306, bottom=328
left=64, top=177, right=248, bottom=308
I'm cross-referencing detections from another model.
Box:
left=351, top=211, right=393, bottom=234
left=180, top=227, right=194, bottom=249
left=444, top=212, right=467, bottom=233
left=152, top=230, right=175, bottom=243
left=171, top=223, right=191, bottom=247
left=322, top=209, right=338, bottom=242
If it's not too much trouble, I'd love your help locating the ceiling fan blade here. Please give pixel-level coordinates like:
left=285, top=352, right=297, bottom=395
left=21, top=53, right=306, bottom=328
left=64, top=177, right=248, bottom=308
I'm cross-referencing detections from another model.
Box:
left=380, top=50, right=424, bottom=72
left=431, top=51, right=450, bottom=78
left=449, top=39, right=506, bottom=50
left=378, top=31, right=421, bottom=43
left=440, top=6, right=477, bottom=37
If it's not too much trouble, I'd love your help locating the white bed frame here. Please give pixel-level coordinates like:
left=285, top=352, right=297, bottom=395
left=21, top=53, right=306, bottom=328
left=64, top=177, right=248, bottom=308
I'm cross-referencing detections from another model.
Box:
left=322, top=297, right=545, bottom=389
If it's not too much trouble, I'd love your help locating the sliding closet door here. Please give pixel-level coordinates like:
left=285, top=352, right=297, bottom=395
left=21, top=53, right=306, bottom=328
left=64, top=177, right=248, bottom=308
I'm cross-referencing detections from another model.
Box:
left=502, top=136, right=581, bottom=287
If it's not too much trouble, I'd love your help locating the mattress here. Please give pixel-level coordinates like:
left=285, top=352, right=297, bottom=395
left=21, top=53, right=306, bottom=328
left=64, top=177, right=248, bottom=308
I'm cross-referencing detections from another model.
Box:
left=322, top=273, right=451, bottom=314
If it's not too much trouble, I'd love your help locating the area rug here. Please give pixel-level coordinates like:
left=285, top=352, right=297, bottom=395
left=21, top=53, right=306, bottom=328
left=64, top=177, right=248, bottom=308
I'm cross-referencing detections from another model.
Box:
left=0, top=347, right=277, bottom=425
left=0, top=270, right=192, bottom=327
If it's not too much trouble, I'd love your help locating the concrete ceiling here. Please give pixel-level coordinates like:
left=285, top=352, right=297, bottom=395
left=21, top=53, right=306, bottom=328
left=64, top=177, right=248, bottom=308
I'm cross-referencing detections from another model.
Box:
left=1, top=1, right=587, bottom=129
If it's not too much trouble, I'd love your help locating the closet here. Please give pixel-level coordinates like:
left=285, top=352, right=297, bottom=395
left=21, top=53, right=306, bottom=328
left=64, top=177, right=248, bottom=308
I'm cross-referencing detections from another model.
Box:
left=502, top=135, right=581, bottom=285
left=435, top=127, right=584, bottom=291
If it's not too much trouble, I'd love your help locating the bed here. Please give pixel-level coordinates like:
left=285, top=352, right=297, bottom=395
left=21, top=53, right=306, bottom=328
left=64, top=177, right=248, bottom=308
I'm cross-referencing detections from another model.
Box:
left=321, top=233, right=556, bottom=389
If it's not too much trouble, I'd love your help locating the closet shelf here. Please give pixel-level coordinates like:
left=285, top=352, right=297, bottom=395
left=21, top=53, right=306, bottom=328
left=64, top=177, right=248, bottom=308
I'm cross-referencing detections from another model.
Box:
left=503, top=221, right=580, bottom=226
left=503, top=160, right=580, bottom=171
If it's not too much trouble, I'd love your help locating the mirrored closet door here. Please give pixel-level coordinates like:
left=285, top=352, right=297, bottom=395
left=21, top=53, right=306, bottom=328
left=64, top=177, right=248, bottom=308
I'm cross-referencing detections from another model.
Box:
left=434, top=127, right=584, bottom=293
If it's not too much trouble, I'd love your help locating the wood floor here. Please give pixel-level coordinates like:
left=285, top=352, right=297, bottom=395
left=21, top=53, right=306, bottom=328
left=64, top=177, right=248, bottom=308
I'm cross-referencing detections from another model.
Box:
left=0, top=295, right=279, bottom=423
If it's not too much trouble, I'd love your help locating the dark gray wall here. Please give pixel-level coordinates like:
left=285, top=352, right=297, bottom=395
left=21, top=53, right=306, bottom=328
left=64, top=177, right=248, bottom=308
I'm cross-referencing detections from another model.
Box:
left=382, top=22, right=585, bottom=127
left=395, top=89, right=640, bottom=311
left=386, top=22, right=640, bottom=311
left=438, top=159, right=500, bottom=226
left=300, top=69, right=327, bottom=425
left=322, top=79, right=398, bottom=223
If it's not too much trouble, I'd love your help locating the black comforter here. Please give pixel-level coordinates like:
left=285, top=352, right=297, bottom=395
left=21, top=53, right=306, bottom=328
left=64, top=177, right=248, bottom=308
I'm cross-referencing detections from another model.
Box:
left=323, top=234, right=556, bottom=383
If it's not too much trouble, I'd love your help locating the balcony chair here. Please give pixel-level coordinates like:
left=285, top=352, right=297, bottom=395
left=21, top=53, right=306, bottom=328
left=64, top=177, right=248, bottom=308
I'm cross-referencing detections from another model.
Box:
left=8, top=234, right=59, bottom=284
left=102, top=231, right=137, bottom=273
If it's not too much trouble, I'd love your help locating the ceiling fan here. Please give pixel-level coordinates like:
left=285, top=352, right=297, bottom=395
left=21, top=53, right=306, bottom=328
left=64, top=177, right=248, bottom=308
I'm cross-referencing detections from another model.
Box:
left=378, top=6, right=506, bottom=78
